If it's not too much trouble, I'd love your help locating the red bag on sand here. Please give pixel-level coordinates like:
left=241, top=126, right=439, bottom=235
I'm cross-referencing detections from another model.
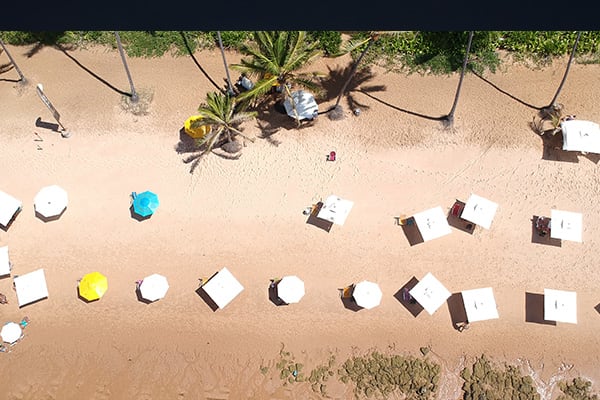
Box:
left=328, top=151, right=336, bottom=161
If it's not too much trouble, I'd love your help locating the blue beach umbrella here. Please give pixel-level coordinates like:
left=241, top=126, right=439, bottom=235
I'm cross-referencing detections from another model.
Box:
left=132, top=191, right=159, bottom=217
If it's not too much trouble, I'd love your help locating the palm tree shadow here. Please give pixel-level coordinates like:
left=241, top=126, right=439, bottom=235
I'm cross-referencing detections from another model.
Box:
left=469, top=68, right=542, bottom=111
left=321, top=64, right=385, bottom=113
left=0, top=62, right=21, bottom=82
left=179, top=31, right=223, bottom=93
left=23, top=32, right=67, bottom=58
left=357, top=90, right=447, bottom=122
left=55, top=44, right=131, bottom=97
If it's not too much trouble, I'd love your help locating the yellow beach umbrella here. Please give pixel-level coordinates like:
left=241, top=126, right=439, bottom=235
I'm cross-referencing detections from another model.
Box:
left=78, top=272, right=108, bottom=301
left=184, top=115, right=212, bottom=139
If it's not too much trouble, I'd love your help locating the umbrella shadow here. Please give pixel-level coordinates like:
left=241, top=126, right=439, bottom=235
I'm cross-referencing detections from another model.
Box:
left=268, top=281, right=286, bottom=306
left=531, top=215, right=561, bottom=247
left=129, top=205, right=151, bottom=222
left=595, top=303, right=600, bottom=314
left=35, top=117, right=60, bottom=133
left=525, top=292, right=556, bottom=325
left=56, top=44, right=131, bottom=97
left=447, top=293, right=469, bottom=331
left=400, top=217, right=424, bottom=246
left=393, top=277, right=424, bottom=318
left=76, top=286, right=100, bottom=304
left=306, top=202, right=333, bottom=233
left=195, top=286, right=219, bottom=312
left=0, top=207, right=22, bottom=232
left=539, top=131, right=580, bottom=163
left=35, top=208, right=66, bottom=223
left=135, top=286, right=153, bottom=304
left=447, top=200, right=475, bottom=234
left=338, top=286, right=362, bottom=312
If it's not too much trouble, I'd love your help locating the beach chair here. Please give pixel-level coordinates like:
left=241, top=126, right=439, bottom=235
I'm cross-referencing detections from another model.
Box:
left=340, top=284, right=354, bottom=299
left=451, top=201, right=464, bottom=218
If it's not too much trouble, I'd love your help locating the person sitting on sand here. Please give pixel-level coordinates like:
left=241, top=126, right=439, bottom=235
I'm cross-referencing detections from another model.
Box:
left=0, top=293, right=7, bottom=304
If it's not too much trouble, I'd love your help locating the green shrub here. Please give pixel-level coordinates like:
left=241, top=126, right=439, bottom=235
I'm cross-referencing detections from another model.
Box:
left=209, top=31, right=251, bottom=50
left=308, top=31, right=342, bottom=55
left=557, top=377, right=599, bottom=400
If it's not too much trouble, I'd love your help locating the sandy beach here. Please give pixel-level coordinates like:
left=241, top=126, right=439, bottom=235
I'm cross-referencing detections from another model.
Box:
left=1, top=42, right=599, bottom=399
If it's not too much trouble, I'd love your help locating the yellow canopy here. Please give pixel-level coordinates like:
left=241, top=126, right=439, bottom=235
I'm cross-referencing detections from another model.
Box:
left=184, top=116, right=212, bottom=139
left=79, top=272, right=108, bottom=301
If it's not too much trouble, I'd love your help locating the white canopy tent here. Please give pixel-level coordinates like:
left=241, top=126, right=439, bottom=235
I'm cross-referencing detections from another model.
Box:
left=0, top=190, right=22, bottom=227
left=461, top=287, right=499, bottom=322
left=544, top=288, right=577, bottom=324
left=460, top=194, right=499, bottom=230
left=560, top=119, right=600, bottom=154
left=276, top=275, right=305, bottom=304
left=413, top=206, right=452, bottom=242
left=283, top=90, right=318, bottom=121
left=317, top=195, right=354, bottom=226
left=34, top=185, right=68, bottom=218
left=139, top=273, right=169, bottom=302
left=202, top=267, right=244, bottom=309
left=409, top=272, right=451, bottom=315
left=1, top=322, right=23, bottom=344
left=14, top=268, right=49, bottom=307
left=352, top=280, right=383, bottom=310
left=550, top=209, right=583, bottom=243
left=0, top=246, right=11, bottom=276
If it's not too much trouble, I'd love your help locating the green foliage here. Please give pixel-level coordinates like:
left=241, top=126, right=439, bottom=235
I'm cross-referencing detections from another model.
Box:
left=274, top=345, right=306, bottom=386
left=308, top=31, right=343, bottom=55
left=209, top=31, right=251, bottom=49
left=116, top=31, right=202, bottom=57
left=337, top=351, right=441, bottom=399
left=557, top=377, right=599, bottom=400
left=460, top=355, right=540, bottom=400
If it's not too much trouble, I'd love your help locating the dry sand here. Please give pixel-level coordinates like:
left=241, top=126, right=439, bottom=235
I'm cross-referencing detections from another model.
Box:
left=0, top=43, right=599, bottom=399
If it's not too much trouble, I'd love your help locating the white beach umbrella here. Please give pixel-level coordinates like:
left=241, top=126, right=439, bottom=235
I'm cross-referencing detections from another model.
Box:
left=413, top=206, right=452, bottom=242
left=14, top=268, right=49, bottom=307
left=550, top=209, right=583, bottom=243
left=409, top=272, right=451, bottom=315
left=352, top=280, right=383, bottom=310
left=139, top=273, right=169, bottom=302
left=317, top=195, right=354, bottom=226
left=1, top=322, right=22, bottom=344
left=276, top=275, right=305, bottom=304
left=34, top=185, right=68, bottom=218
left=202, top=267, right=244, bottom=309
left=560, top=119, right=600, bottom=154
left=461, top=287, right=499, bottom=322
left=460, top=194, right=499, bottom=230
left=0, top=246, right=11, bottom=276
left=0, top=190, right=22, bottom=227
left=544, top=288, right=577, bottom=324
left=283, top=90, right=318, bottom=120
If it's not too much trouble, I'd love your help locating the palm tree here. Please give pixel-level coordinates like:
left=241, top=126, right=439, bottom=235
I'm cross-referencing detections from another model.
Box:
left=231, top=31, right=323, bottom=110
left=329, top=33, right=376, bottom=119
left=192, top=92, right=257, bottom=158
left=546, top=31, right=582, bottom=110
left=443, top=31, right=474, bottom=127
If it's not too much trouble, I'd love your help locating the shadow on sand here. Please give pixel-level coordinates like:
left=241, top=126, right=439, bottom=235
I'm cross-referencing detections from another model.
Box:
left=195, top=286, right=219, bottom=312
left=129, top=205, right=151, bottom=222
left=400, top=217, right=424, bottom=246
left=530, top=215, right=561, bottom=247
left=1, top=208, right=21, bottom=231
left=525, top=292, right=556, bottom=325
left=35, top=209, right=66, bottom=223
left=393, top=277, right=424, bottom=318
left=446, top=200, right=476, bottom=234
left=306, top=202, right=333, bottom=233
left=447, top=293, right=469, bottom=331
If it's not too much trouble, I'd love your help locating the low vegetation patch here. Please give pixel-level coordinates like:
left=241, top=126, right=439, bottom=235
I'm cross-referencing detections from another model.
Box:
left=460, top=355, right=540, bottom=400
left=337, top=350, right=441, bottom=399
left=557, top=377, right=599, bottom=400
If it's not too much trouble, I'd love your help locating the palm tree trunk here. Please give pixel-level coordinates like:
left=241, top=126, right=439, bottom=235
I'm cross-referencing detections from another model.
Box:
left=546, top=31, right=581, bottom=109
left=0, top=38, right=26, bottom=83
left=445, top=31, right=474, bottom=126
left=217, top=31, right=235, bottom=97
left=115, top=31, right=138, bottom=103
left=332, top=36, right=376, bottom=111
